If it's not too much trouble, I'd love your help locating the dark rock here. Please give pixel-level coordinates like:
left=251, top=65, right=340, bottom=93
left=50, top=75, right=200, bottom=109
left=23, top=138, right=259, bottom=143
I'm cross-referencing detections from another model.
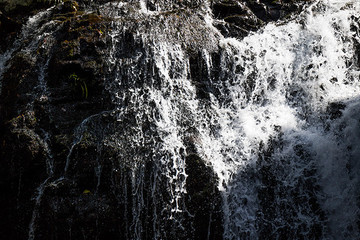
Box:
left=0, top=115, right=48, bottom=240
left=0, top=11, right=21, bottom=53
left=0, top=52, right=37, bottom=121
left=211, top=0, right=311, bottom=39
left=0, top=6, right=114, bottom=238
left=327, top=102, right=346, bottom=120
left=0, top=0, right=55, bottom=23
left=211, top=0, right=264, bottom=38
left=253, top=137, right=326, bottom=239
left=0, top=0, right=315, bottom=239
left=185, top=154, right=223, bottom=240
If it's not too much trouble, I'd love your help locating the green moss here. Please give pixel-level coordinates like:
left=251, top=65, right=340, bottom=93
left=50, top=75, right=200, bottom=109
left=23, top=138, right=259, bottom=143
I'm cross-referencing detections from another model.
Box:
left=62, top=0, right=78, bottom=13
left=61, top=39, right=79, bottom=57
left=68, top=48, right=74, bottom=57
left=82, top=189, right=91, bottom=194
left=84, top=13, right=103, bottom=23
left=69, top=73, right=88, bottom=99
left=8, top=110, right=37, bottom=128
left=78, top=131, right=96, bottom=148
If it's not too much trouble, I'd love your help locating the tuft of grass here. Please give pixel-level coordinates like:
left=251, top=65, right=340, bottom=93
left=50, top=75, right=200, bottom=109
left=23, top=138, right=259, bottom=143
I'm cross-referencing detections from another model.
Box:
left=69, top=73, right=88, bottom=99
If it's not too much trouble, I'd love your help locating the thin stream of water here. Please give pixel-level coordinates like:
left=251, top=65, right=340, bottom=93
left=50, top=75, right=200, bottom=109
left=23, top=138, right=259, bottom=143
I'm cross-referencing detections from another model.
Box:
left=2, top=0, right=359, bottom=239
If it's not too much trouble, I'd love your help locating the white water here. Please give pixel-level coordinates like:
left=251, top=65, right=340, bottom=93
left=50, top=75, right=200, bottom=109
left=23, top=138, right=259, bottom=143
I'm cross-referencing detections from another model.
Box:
left=1, top=0, right=359, bottom=238
left=9, top=8, right=65, bottom=240
left=201, top=0, right=360, bottom=238
left=0, top=7, right=56, bottom=93
left=103, top=0, right=360, bottom=238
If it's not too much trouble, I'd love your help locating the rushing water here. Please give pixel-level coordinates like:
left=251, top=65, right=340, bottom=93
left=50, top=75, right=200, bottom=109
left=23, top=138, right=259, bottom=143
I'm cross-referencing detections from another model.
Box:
left=1, top=0, right=360, bottom=239
left=103, top=0, right=360, bottom=238
left=198, top=1, right=360, bottom=239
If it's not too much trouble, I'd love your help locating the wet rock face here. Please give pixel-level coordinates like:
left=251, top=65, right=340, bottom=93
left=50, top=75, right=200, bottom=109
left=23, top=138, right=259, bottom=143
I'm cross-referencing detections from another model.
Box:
left=0, top=0, right=313, bottom=239
left=0, top=0, right=47, bottom=12
left=0, top=11, right=21, bottom=53
left=255, top=140, right=325, bottom=239
left=185, top=154, right=223, bottom=240
left=211, top=0, right=308, bottom=38
left=0, top=4, right=114, bottom=239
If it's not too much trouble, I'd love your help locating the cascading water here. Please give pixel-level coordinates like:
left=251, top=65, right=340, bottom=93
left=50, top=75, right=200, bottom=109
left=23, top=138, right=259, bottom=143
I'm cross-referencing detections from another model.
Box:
left=1, top=0, right=360, bottom=239
left=184, top=0, right=360, bottom=238
left=199, top=0, right=360, bottom=238
left=0, top=6, right=56, bottom=91
left=103, top=0, right=360, bottom=238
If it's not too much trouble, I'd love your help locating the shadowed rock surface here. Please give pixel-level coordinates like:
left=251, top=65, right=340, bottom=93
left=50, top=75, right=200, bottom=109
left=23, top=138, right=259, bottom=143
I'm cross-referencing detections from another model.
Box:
left=4, top=1, right=360, bottom=240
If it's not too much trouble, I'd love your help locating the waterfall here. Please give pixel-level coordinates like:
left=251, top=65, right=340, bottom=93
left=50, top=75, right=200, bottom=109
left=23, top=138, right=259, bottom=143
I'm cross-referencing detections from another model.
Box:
left=1, top=0, right=360, bottom=239
left=198, top=0, right=360, bottom=238
left=103, top=0, right=360, bottom=238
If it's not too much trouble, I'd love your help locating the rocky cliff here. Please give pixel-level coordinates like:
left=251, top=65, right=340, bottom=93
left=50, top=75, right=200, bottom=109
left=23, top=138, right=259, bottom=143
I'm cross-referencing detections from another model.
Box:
left=4, top=1, right=357, bottom=240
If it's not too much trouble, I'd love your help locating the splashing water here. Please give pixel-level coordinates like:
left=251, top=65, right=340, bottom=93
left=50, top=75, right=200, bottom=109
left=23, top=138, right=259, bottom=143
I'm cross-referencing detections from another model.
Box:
left=104, top=0, right=360, bottom=238
left=2, top=0, right=360, bottom=239
left=0, top=6, right=56, bottom=92
left=193, top=0, right=360, bottom=239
